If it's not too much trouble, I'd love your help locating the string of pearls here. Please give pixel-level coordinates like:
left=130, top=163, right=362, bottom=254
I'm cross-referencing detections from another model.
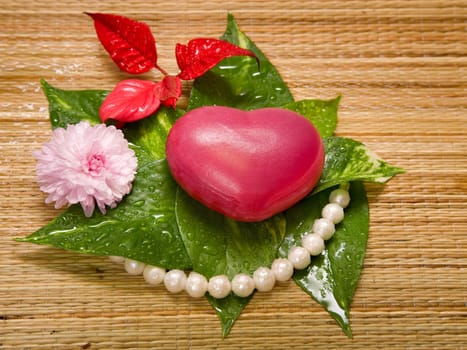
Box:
left=109, top=185, right=350, bottom=299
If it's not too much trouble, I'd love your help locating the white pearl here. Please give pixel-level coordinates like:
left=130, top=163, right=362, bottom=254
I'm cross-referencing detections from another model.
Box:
left=312, top=218, right=335, bottom=240
left=231, top=273, right=255, bottom=297
left=322, top=203, right=345, bottom=224
left=329, top=188, right=350, bottom=208
left=163, top=269, right=187, bottom=293
left=208, top=275, right=231, bottom=299
left=271, top=258, right=294, bottom=282
left=109, top=256, right=125, bottom=264
left=124, top=258, right=145, bottom=275
left=185, top=272, right=208, bottom=298
left=287, top=246, right=311, bottom=270
left=143, top=265, right=166, bottom=285
left=301, top=233, right=325, bottom=256
left=253, top=267, right=275, bottom=292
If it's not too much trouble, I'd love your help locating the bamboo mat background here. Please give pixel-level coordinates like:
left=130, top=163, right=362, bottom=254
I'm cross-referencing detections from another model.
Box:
left=1, top=0, right=466, bottom=349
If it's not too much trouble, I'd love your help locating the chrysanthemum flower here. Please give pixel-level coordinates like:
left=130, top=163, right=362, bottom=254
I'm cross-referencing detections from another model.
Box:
left=33, top=121, right=138, bottom=217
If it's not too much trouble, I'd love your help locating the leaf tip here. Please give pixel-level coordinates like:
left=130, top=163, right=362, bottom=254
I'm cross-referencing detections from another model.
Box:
left=83, top=12, right=97, bottom=20
left=226, top=12, right=235, bottom=23
left=225, top=12, right=241, bottom=34
left=40, top=78, right=50, bottom=90
left=221, top=320, right=235, bottom=338
left=343, top=325, right=353, bottom=339
left=394, top=166, right=406, bottom=175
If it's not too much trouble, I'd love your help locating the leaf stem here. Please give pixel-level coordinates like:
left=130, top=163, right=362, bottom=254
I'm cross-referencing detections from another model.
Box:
left=155, top=64, right=169, bottom=76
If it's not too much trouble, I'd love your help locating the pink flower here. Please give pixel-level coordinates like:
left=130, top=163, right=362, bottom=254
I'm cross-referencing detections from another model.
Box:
left=33, top=121, right=138, bottom=217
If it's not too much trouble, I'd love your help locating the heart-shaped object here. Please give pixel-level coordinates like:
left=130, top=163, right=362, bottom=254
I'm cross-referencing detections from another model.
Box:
left=166, top=106, right=324, bottom=222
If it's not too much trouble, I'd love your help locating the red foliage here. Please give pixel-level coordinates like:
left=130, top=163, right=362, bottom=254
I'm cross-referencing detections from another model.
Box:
left=176, top=38, right=257, bottom=80
left=99, top=79, right=161, bottom=123
left=88, top=14, right=257, bottom=123
left=86, top=13, right=157, bottom=74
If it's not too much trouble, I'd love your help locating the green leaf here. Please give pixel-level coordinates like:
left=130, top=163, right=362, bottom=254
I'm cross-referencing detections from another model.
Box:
left=20, top=148, right=192, bottom=269
left=316, top=137, right=404, bottom=193
left=40, top=79, right=108, bottom=129
left=176, top=190, right=285, bottom=278
left=282, top=182, right=369, bottom=337
left=175, top=188, right=286, bottom=335
left=124, top=106, right=183, bottom=160
left=283, top=97, right=340, bottom=138
left=206, top=294, right=252, bottom=338
left=187, top=13, right=294, bottom=111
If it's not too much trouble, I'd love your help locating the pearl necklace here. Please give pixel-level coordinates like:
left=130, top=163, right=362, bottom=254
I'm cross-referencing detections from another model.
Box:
left=109, top=185, right=351, bottom=298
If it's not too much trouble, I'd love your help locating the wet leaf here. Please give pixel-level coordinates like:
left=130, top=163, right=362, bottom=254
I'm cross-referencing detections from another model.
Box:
left=20, top=148, right=192, bottom=269
left=281, top=182, right=369, bottom=337
left=175, top=188, right=286, bottom=336
left=205, top=294, right=252, bottom=338
left=40, top=79, right=107, bottom=129
left=316, top=137, right=405, bottom=194
left=284, top=97, right=341, bottom=138
left=124, top=106, right=182, bottom=160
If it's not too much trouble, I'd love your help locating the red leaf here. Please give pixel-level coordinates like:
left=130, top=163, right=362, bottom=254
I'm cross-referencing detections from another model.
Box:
left=175, top=38, right=257, bottom=80
left=158, top=75, right=182, bottom=108
left=86, top=12, right=157, bottom=74
left=99, top=79, right=161, bottom=123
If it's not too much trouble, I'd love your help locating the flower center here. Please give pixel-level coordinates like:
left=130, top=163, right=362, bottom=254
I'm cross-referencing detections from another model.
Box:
left=86, top=154, right=106, bottom=176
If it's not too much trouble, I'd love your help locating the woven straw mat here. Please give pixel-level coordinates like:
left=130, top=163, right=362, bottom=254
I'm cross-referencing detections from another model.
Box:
left=0, top=1, right=465, bottom=349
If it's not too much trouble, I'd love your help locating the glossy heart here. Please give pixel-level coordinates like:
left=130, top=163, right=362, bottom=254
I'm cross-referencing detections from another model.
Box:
left=166, top=106, right=324, bottom=222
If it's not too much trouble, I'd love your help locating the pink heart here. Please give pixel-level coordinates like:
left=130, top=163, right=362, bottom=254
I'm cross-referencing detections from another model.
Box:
left=166, top=106, right=324, bottom=222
